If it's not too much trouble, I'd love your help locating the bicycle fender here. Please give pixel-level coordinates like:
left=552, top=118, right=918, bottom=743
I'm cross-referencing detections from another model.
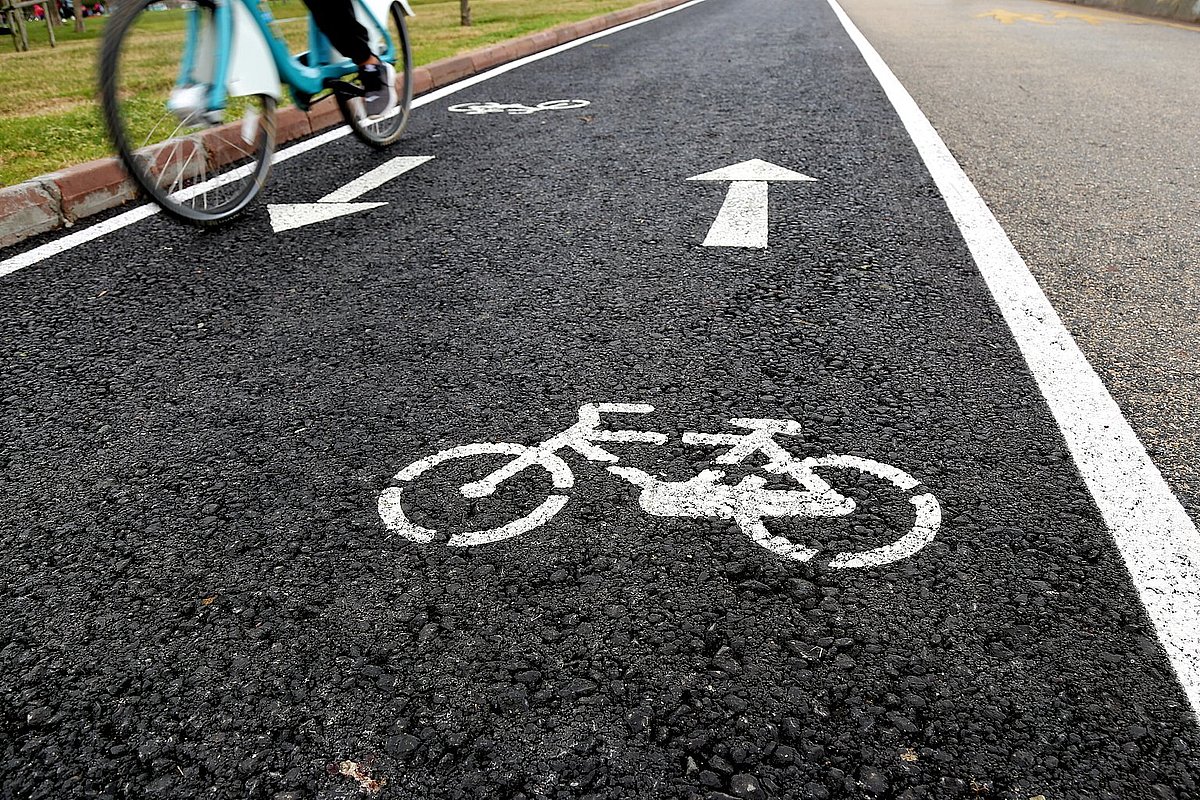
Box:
left=226, top=1, right=281, bottom=100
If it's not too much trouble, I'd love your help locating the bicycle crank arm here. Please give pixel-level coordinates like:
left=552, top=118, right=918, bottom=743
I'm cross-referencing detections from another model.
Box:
left=326, top=80, right=366, bottom=99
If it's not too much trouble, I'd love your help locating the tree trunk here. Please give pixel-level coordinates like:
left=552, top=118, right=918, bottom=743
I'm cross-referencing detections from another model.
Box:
left=459, top=0, right=470, bottom=26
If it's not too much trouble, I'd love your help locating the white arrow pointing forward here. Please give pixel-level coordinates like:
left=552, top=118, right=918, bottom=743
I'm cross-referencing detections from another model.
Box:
left=268, top=155, right=434, bottom=233
left=688, top=159, right=816, bottom=248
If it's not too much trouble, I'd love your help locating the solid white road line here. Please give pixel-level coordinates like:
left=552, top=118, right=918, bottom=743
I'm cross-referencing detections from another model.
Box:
left=825, top=0, right=1200, bottom=718
left=0, top=204, right=160, bottom=280
left=404, top=0, right=711, bottom=108
left=0, top=0, right=711, bottom=280
left=0, top=123, right=353, bottom=280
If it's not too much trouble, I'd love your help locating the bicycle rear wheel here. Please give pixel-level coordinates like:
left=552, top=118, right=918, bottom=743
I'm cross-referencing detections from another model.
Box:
left=98, top=0, right=276, bottom=226
left=338, top=2, right=413, bottom=148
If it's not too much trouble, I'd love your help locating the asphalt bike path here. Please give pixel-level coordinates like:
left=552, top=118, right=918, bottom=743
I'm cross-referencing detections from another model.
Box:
left=2, top=0, right=1198, bottom=798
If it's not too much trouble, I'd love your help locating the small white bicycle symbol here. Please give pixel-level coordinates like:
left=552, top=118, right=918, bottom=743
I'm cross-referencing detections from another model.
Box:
left=378, top=403, right=942, bottom=569
left=447, top=99, right=591, bottom=116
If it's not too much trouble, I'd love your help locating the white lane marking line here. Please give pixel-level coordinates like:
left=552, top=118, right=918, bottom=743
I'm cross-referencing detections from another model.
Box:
left=319, top=155, right=434, bottom=202
left=0, top=205, right=159, bottom=280
left=825, top=0, right=1200, bottom=717
left=688, top=159, right=816, bottom=248
left=411, top=0, right=711, bottom=107
left=0, top=0, right=711, bottom=279
left=0, top=123, right=350, bottom=279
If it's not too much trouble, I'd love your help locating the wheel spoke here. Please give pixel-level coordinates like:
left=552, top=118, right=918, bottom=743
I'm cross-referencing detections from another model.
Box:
left=168, top=142, right=196, bottom=197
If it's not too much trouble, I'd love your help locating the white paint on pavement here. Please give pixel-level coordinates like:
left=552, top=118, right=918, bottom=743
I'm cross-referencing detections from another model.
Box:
left=688, top=159, right=816, bottom=183
left=701, top=181, right=769, bottom=248
left=447, top=99, right=590, bottom=115
left=267, top=155, right=434, bottom=232
left=688, top=159, right=816, bottom=248
left=826, top=0, right=1200, bottom=717
left=0, top=205, right=159, bottom=280
left=409, top=0, right=710, bottom=108
left=378, top=403, right=942, bottom=567
left=0, top=0, right=712, bottom=278
left=378, top=441, right=575, bottom=546
left=0, top=122, right=353, bottom=278
left=606, top=464, right=851, bottom=562
left=318, top=155, right=434, bottom=202
left=805, top=455, right=942, bottom=569
left=268, top=201, right=387, bottom=233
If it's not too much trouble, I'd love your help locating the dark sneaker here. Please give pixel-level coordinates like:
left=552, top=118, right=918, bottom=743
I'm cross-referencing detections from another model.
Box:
left=360, top=62, right=397, bottom=120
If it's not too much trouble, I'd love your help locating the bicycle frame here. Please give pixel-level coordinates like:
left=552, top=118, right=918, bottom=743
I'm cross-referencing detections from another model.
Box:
left=178, top=0, right=413, bottom=118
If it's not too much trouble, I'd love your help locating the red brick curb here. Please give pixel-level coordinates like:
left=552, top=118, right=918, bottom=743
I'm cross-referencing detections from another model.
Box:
left=0, top=0, right=692, bottom=250
left=0, top=183, right=61, bottom=247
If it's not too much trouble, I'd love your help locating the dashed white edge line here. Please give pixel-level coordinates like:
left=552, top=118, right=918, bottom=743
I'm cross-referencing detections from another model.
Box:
left=0, top=0, right=710, bottom=279
left=825, top=0, right=1200, bottom=718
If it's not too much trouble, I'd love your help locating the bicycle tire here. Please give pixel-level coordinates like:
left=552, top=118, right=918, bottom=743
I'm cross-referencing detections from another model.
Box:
left=98, top=0, right=276, bottom=226
left=337, top=2, right=413, bottom=148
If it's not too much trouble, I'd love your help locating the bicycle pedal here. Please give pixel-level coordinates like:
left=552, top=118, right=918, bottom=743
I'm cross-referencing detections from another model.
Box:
left=327, top=80, right=366, bottom=99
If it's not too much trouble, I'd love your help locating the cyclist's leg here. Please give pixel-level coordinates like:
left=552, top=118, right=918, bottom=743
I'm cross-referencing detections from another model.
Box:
left=302, top=0, right=372, bottom=65
left=304, top=0, right=396, bottom=117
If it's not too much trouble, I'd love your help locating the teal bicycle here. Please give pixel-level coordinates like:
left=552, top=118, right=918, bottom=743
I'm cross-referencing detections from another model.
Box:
left=98, top=0, right=414, bottom=226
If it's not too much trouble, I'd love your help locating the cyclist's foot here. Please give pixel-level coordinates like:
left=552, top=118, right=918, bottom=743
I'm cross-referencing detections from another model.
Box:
left=360, top=62, right=397, bottom=120
left=167, top=84, right=208, bottom=124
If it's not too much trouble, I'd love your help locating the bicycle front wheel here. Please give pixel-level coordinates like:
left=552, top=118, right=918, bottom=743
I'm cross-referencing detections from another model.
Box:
left=338, top=2, right=413, bottom=148
left=98, top=0, right=276, bottom=226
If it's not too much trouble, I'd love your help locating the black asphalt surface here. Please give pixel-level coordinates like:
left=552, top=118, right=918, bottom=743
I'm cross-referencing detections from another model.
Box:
left=2, top=0, right=1198, bottom=798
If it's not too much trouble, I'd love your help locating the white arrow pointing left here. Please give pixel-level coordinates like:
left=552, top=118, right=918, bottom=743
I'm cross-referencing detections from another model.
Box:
left=268, top=155, right=434, bottom=233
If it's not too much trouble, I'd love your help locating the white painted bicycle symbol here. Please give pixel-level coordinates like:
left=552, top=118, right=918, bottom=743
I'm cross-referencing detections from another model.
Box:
left=446, top=99, right=591, bottom=116
left=378, top=403, right=942, bottom=569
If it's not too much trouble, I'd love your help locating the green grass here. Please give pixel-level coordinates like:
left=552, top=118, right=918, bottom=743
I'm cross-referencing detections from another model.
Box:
left=0, top=0, right=650, bottom=186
